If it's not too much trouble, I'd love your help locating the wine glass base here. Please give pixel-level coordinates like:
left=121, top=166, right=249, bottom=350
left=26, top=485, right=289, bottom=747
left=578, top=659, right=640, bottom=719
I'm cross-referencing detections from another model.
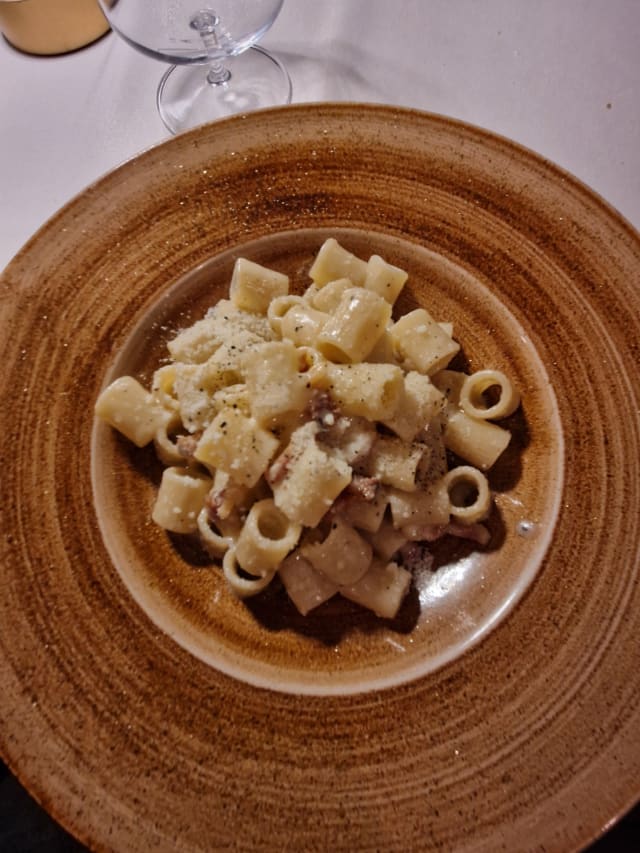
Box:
left=157, top=46, right=292, bottom=134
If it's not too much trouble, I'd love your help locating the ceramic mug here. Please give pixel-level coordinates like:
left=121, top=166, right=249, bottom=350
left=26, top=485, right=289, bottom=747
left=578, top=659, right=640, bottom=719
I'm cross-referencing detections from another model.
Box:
left=0, top=0, right=109, bottom=55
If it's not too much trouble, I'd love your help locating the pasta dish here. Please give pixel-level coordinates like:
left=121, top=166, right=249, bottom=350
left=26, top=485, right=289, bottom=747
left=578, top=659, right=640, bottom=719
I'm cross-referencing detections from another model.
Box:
left=95, top=239, right=520, bottom=619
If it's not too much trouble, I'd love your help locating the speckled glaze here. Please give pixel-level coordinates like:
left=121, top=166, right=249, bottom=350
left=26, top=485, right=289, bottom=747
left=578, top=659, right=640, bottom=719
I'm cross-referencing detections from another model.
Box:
left=1, top=104, right=639, bottom=851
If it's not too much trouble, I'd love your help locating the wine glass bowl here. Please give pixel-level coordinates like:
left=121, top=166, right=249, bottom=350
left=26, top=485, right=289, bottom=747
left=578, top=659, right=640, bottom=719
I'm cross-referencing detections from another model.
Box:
left=98, top=1, right=291, bottom=133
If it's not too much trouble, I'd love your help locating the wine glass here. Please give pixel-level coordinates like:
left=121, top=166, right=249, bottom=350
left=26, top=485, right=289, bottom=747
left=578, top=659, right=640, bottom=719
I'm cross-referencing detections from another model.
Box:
left=98, top=1, right=291, bottom=134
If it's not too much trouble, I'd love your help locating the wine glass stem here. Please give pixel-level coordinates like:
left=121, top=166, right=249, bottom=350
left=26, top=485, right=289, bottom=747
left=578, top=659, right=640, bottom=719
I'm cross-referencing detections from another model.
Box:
left=189, top=11, right=232, bottom=87
left=207, top=61, right=231, bottom=86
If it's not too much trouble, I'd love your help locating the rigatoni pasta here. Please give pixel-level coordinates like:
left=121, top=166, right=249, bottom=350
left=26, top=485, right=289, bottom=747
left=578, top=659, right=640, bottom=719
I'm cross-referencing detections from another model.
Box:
left=320, top=362, right=404, bottom=421
left=95, top=241, right=521, bottom=621
left=95, top=376, right=170, bottom=447
left=234, top=499, right=301, bottom=576
left=151, top=467, right=212, bottom=534
left=269, top=422, right=352, bottom=527
left=308, top=237, right=368, bottom=287
left=316, top=288, right=391, bottom=363
left=364, top=254, right=408, bottom=305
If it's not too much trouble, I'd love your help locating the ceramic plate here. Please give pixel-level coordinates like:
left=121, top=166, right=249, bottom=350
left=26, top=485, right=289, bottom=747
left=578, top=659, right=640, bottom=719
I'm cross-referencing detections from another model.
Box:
left=0, top=104, right=638, bottom=851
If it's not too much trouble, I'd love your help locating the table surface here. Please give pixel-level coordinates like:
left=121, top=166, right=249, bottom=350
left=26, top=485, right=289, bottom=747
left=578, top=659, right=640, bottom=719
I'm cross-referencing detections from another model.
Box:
left=2, top=0, right=640, bottom=271
left=1, top=0, right=639, bottom=849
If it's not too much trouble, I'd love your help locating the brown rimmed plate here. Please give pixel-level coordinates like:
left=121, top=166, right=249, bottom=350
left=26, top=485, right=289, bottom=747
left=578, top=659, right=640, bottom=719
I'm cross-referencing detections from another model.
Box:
left=1, top=104, right=638, bottom=851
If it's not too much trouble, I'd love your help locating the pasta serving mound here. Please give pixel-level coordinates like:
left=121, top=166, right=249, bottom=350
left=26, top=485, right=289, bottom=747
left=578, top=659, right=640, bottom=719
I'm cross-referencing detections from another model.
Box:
left=95, top=239, right=520, bottom=620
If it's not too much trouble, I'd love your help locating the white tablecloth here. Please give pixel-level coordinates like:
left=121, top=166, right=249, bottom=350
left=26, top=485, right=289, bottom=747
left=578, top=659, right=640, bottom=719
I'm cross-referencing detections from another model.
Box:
left=1, top=0, right=639, bottom=272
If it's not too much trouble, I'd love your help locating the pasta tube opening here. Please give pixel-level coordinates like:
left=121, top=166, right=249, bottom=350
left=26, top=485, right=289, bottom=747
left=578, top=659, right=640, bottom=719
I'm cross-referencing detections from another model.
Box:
left=235, top=499, right=302, bottom=575
left=267, top=294, right=306, bottom=336
left=223, top=547, right=276, bottom=598
left=442, top=466, right=491, bottom=524
left=460, top=369, right=521, bottom=420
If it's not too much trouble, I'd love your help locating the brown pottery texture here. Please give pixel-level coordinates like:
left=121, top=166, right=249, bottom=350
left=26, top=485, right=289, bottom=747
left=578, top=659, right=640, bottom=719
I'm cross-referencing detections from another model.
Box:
left=0, top=104, right=639, bottom=851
